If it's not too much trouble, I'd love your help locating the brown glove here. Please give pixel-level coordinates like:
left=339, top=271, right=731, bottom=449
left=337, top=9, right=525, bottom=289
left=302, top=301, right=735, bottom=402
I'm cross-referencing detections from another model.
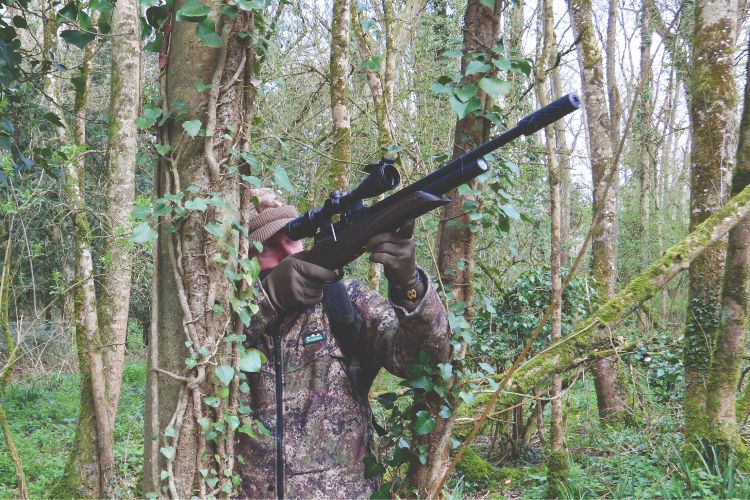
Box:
left=262, top=254, right=339, bottom=312
left=365, top=219, right=418, bottom=289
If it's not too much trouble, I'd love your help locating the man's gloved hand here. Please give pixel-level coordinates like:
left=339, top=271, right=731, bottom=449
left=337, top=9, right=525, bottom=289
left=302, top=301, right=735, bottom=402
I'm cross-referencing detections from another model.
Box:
left=365, top=219, right=418, bottom=289
left=262, top=254, right=339, bottom=312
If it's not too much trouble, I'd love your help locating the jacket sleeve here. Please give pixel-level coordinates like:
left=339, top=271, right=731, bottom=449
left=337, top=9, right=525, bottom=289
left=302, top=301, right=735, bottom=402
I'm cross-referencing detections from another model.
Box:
left=347, top=267, right=451, bottom=379
left=243, top=284, right=278, bottom=340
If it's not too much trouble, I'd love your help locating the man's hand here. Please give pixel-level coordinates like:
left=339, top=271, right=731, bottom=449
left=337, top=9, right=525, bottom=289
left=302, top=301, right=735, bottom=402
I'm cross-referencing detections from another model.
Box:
left=365, top=219, right=417, bottom=289
left=262, top=254, right=338, bottom=312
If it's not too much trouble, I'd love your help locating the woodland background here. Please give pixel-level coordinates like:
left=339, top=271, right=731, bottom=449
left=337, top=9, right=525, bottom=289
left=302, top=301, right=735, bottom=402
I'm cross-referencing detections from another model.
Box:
left=2, top=0, right=750, bottom=497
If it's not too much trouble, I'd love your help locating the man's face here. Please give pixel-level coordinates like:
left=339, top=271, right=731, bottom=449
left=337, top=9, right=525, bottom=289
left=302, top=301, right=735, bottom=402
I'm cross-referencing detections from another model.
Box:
left=254, top=230, right=304, bottom=270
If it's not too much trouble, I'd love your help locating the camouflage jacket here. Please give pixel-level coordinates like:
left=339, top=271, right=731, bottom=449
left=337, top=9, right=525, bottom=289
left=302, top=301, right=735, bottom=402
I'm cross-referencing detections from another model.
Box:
left=238, top=268, right=450, bottom=499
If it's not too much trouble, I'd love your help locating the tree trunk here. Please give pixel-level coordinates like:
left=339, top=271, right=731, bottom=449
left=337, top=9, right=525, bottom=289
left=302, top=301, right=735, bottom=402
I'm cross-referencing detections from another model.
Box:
left=567, top=0, right=629, bottom=423
left=536, top=0, right=568, bottom=492
left=408, top=0, right=499, bottom=493
left=99, top=0, right=140, bottom=422
left=0, top=219, right=29, bottom=500
left=551, top=64, right=572, bottom=267
left=636, top=0, right=654, bottom=260
left=144, top=4, right=264, bottom=496
left=62, top=15, right=118, bottom=496
left=330, top=0, right=352, bottom=188
left=684, top=0, right=738, bottom=451
left=703, top=31, right=750, bottom=464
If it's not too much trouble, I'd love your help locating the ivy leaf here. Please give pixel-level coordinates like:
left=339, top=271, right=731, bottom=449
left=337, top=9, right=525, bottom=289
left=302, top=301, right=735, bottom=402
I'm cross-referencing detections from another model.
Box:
left=215, top=365, right=234, bottom=386
left=236, top=0, right=265, bottom=10
left=239, top=349, right=265, bottom=372
left=60, top=29, right=97, bottom=49
left=415, top=411, right=436, bottom=435
left=241, top=175, right=262, bottom=187
left=185, top=198, right=208, bottom=211
left=43, top=112, right=64, bottom=128
left=197, top=24, right=224, bottom=48
left=131, top=222, right=158, bottom=243
left=182, top=119, right=202, bottom=137
left=136, top=107, right=163, bottom=129
left=442, top=49, right=463, bottom=58
left=439, top=405, right=452, bottom=418
left=453, top=83, right=478, bottom=102
left=164, top=427, right=177, bottom=438
left=155, top=143, right=172, bottom=155
left=160, top=446, right=175, bottom=460
left=375, top=392, right=398, bottom=409
left=205, top=476, right=219, bottom=489
left=160, top=470, right=170, bottom=480
left=501, top=204, right=521, bottom=220
left=176, top=1, right=210, bottom=21
left=465, top=60, right=491, bottom=75
left=478, top=77, right=511, bottom=99
left=196, top=82, right=213, bottom=92
left=204, top=222, right=223, bottom=238
left=225, top=415, right=241, bottom=432
left=480, top=0, right=495, bottom=8
left=449, top=95, right=470, bottom=120
left=204, top=396, right=221, bottom=408
left=272, top=166, right=295, bottom=192
left=438, top=362, right=453, bottom=382
left=409, top=375, right=433, bottom=392
left=492, top=55, right=511, bottom=71
left=364, top=454, right=386, bottom=478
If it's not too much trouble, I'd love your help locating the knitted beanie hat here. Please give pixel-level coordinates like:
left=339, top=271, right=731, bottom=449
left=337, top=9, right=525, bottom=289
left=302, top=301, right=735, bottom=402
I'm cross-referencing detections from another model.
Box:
left=247, top=188, right=298, bottom=244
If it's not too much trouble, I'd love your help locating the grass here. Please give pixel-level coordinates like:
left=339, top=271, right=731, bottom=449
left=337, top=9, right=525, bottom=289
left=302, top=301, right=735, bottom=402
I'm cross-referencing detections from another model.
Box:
left=0, top=359, right=146, bottom=498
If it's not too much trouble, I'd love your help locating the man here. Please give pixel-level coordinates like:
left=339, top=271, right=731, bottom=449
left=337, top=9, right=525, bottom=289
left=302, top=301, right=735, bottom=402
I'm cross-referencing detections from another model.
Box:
left=238, top=188, right=450, bottom=499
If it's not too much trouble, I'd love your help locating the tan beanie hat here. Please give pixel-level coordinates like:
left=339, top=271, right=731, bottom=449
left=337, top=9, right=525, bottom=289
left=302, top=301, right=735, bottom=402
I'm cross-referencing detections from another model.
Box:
left=247, top=188, right=298, bottom=243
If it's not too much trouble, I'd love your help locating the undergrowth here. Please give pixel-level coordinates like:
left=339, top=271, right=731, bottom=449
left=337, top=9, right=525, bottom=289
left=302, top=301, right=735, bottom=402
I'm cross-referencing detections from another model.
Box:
left=0, top=360, right=146, bottom=498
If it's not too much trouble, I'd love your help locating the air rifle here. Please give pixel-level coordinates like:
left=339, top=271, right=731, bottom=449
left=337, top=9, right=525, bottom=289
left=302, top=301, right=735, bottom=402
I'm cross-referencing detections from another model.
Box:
left=285, top=93, right=581, bottom=271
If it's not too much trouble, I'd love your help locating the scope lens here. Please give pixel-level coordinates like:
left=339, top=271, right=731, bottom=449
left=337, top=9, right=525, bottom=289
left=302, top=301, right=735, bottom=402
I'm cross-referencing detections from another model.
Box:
left=380, top=163, right=400, bottom=188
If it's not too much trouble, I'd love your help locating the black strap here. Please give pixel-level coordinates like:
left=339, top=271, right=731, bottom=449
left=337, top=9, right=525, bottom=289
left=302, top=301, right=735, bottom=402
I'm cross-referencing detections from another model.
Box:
left=323, top=282, right=387, bottom=437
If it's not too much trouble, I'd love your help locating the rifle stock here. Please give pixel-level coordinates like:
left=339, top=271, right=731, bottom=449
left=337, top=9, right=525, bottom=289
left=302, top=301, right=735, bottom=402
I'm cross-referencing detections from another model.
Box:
left=303, top=192, right=449, bottom=270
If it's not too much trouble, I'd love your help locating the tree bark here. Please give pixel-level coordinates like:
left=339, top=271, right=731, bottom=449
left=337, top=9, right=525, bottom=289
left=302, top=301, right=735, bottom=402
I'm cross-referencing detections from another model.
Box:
left=636, top=0, right=654, bottom=260
left=683, top=0, right=738, bottom=450
left=408, top=0, right=499, bottom=493
left=330, top=0, right=352, bottom=188
left=144, top=3, right=264, bottom=496
left=703, top=31, right=750, bottom=464
left=0, top=219, right=29, bottom=500
left=567, top=0, right=629, bottom=423
left=99, top=0, right=140, bottom=422
left=536, top=0, right=568, bottom=491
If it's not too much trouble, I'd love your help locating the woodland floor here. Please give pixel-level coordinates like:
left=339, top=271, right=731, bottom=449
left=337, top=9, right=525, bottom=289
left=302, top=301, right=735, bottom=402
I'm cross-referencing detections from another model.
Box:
left=1, top=361, right=749, bottom=498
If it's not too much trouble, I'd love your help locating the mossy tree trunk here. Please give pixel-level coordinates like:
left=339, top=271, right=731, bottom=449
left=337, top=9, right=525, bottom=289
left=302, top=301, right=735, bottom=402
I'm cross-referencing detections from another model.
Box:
left=0, top=219, right=29, bottom=499
left=143, top=2, right=273, bottom=495
left=99, top=0, right=140, bottom=425
left=703, top=30, right=750, bottom=465
left=683, top=0, right=738, bottom=452
left=409, top=0, right=499, bottom=494
left=636, top=0, right=654, bottom=259
left=536, top=0, right=568, bottom=493
left=330, top=0, right=352, bottom=189
left=567, top=0, right=629, bottom=423
left=61, top=12, right=123, bottom=496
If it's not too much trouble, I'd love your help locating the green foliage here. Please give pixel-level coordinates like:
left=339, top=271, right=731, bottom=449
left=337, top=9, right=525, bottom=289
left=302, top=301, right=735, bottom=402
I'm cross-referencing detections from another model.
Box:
left=473, top=268, right=596, bottom=367
left=0, top=363, right=146, bottom=498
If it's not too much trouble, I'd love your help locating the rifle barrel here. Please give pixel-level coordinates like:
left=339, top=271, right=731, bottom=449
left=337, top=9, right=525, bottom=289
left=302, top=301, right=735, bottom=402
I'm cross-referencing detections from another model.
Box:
left=366, top=92, right=580, bottom=211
